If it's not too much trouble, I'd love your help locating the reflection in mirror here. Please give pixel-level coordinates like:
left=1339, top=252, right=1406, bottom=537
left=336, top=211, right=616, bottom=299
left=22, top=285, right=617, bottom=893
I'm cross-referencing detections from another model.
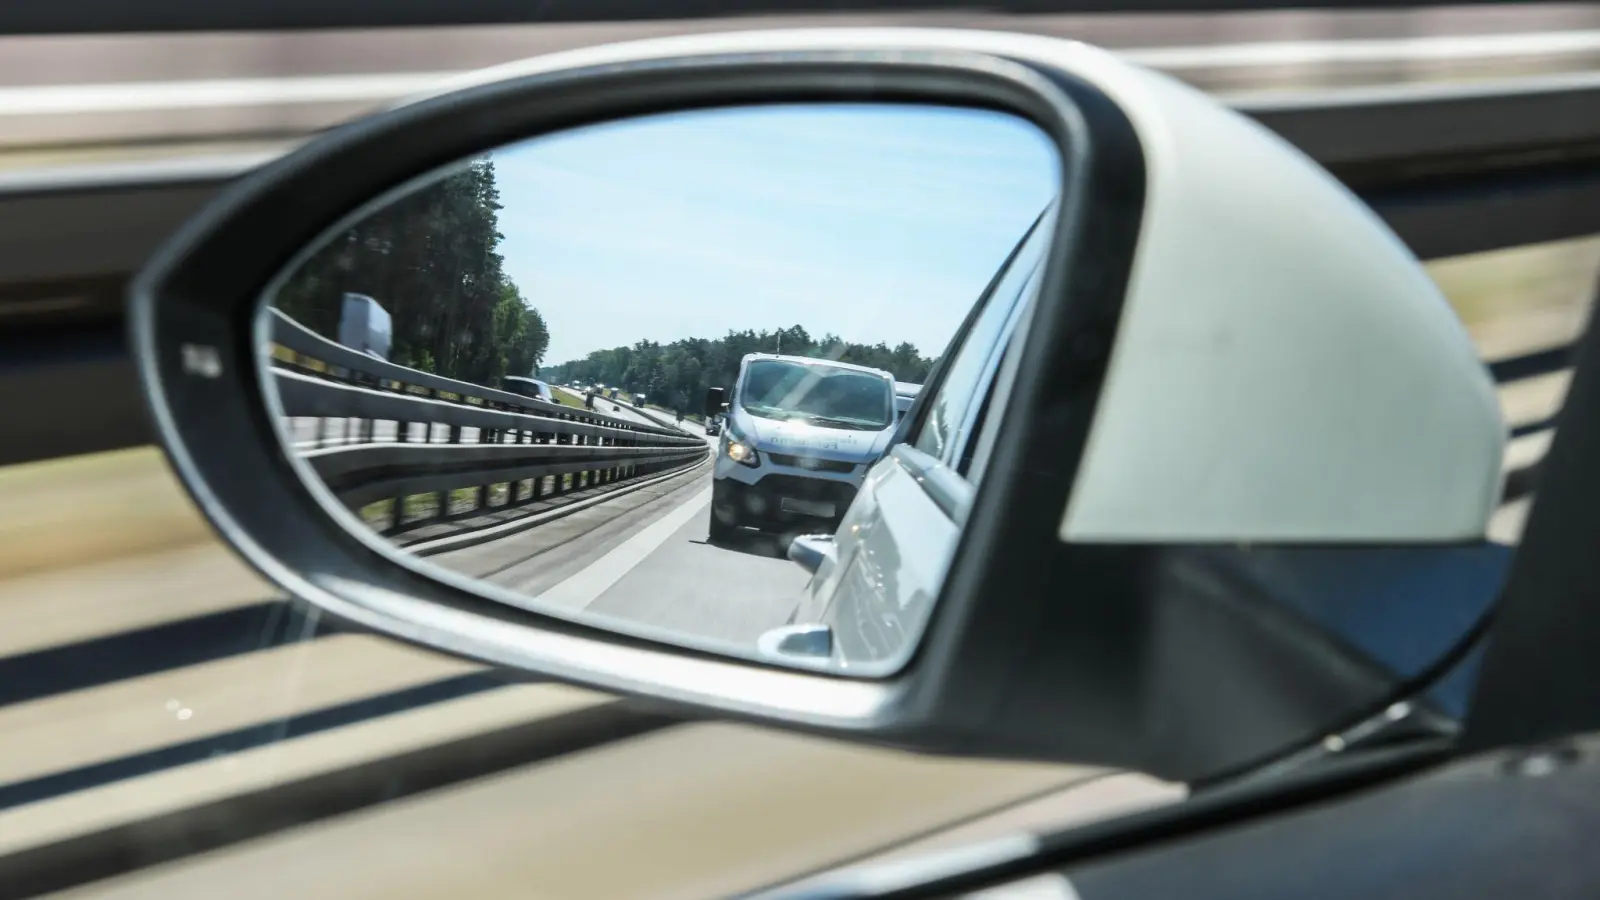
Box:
left=260, top=102, right=1060, bottom=672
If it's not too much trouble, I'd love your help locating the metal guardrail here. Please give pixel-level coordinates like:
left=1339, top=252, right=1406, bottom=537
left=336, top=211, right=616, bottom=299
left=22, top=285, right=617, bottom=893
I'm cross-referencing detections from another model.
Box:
left=268, top=309, right=707, bottom=534
left=269, top=308, right=687, bottom=440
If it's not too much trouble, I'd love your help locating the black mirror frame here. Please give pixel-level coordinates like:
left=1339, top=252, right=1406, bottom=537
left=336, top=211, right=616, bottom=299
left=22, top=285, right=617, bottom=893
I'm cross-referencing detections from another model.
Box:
left=132, top=39, right=1385, bottom=782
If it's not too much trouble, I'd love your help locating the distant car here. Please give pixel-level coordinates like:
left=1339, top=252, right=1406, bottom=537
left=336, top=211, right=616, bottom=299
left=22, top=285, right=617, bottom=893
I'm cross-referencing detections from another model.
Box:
left=705, top=416, right=722, bottom=437
left=893, top=381, right=921, bottom=420
left=502, top=376, right=554, bottom=404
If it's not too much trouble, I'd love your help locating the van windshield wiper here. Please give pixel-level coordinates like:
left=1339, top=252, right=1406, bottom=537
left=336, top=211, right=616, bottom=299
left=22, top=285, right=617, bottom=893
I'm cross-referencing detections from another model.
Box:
left=804, top=414, right=882, bottom=430
left=745, top=405, right=806, bottom=421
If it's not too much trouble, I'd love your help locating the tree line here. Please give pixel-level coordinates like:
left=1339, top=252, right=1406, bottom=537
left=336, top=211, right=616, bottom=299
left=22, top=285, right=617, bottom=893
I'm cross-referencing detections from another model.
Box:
left=546, top=325, right=936, bottom=413
left=272, top=158, right=549, bottom=387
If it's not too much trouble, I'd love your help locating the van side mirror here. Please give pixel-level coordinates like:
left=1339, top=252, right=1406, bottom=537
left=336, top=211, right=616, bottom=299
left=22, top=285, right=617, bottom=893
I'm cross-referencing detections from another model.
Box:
left=704, top=387, right=725, bottom=417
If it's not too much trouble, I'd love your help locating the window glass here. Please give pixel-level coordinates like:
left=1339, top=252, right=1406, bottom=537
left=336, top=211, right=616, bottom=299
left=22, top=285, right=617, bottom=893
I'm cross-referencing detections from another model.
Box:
left=912, top=219, right=1051, bottom=465
left=956, top=270, right=1043, bottom=479
left=738, top=359, right=894, bottom=431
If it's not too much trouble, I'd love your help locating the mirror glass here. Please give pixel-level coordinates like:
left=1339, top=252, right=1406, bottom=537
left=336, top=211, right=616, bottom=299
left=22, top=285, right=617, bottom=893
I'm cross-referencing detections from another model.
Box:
left=259, top=102, right=1060, bottom=673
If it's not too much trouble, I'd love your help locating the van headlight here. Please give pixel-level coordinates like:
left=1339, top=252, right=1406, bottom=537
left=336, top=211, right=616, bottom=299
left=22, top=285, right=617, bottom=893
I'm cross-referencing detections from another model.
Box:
left=722, top=431, right=760, bottom=468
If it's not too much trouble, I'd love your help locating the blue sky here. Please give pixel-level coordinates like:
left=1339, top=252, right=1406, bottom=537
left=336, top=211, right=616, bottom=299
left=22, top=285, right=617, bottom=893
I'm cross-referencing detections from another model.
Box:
left=490, top=103, right=1060, bottom=366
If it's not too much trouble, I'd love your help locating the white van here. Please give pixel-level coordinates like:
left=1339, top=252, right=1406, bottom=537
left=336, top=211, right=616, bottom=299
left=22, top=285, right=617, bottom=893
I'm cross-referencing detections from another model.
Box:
left=706, top=353, right=899, bottom=543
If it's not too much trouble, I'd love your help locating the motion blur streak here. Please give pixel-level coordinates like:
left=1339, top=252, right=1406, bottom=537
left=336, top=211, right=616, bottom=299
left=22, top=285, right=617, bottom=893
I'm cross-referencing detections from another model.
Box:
left=1, top=5, right=1600, bottom=155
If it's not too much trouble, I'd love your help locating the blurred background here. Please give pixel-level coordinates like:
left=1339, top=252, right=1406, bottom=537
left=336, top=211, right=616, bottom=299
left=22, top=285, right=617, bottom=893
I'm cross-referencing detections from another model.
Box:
left=1, top=6, right=1597, bottom=899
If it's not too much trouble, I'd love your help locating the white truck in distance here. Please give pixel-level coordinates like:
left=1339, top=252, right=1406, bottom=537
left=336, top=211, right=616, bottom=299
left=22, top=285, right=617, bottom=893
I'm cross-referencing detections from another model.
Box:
left=336, top=292, right=392, bottom=360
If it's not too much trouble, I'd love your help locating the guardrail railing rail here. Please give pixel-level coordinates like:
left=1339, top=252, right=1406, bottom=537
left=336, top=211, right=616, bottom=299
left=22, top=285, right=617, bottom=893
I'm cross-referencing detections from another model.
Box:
left=266, top=308, right=707, bottom=536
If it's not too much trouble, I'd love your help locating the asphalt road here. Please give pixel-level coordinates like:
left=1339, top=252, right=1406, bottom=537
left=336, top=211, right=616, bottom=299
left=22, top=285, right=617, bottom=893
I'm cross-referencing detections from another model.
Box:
left=278, top=389, right=806, bottom=651
left=424, top=396, right=811, bottom=652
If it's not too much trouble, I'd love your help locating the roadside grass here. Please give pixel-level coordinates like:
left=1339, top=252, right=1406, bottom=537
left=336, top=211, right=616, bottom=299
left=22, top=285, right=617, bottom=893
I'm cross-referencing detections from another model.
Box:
left=551, top=387, right=586, bottom=409
left=1426, top=235, right=1600, bottom=360
left=0, top=447, right=215, bottom=581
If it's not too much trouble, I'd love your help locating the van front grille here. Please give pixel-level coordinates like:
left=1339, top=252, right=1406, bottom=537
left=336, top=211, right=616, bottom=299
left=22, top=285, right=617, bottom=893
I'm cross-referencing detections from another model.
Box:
left=767, top=452, right=856, bottom=474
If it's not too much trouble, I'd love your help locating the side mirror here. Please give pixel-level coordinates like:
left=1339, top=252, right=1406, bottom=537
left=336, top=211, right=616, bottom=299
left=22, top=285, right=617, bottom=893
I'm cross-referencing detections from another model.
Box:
left=130, top=29, right=1506, bottom=782
left=703, top=387, right=725, bottom=418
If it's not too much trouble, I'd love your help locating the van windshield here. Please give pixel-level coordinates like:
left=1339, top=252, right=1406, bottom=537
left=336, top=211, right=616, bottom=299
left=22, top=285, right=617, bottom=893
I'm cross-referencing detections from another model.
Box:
left=739, top=359, right=893, bottom=431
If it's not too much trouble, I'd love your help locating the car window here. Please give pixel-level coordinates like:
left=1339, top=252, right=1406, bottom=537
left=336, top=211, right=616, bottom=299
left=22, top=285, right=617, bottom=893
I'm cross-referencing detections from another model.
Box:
left=911, top=217, right=1051, bottom=469
left=955, top=275, right=1042, bottom=481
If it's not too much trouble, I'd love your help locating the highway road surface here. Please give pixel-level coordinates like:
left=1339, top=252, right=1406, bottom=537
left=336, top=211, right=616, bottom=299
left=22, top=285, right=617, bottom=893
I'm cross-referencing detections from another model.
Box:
left=423, top=395, right=811, bottom=651
left=278, top=389, right=809, bottom=652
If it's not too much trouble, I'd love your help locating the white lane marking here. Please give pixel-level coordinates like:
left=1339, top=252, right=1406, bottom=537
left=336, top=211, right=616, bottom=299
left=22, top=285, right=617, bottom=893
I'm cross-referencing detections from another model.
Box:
left=0, top=150, right=282, bottom=193
left=966, top=873, right=1083, bottom=900
left=2, top=30, right=1594, bottom=117
left=0, top=71, right=460, bottom=115
left=1123, top=29, right=1600, bottom=69
left=412, top=457, right=711, bottom=557
left=787, top=835, right=1043, bottom=899
left=531, top=486, right=713, bottom=612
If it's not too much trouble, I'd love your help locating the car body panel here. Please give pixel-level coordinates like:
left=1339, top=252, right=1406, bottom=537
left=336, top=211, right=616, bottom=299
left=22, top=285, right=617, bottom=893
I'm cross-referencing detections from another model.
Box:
left=817, top=452, right=964, bottom=668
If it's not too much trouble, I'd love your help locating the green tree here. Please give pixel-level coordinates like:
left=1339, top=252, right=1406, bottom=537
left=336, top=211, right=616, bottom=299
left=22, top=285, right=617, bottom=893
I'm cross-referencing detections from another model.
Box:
left=546, top=325, right=936, bottom=412
left=271, top=158, right=549, bottom=389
